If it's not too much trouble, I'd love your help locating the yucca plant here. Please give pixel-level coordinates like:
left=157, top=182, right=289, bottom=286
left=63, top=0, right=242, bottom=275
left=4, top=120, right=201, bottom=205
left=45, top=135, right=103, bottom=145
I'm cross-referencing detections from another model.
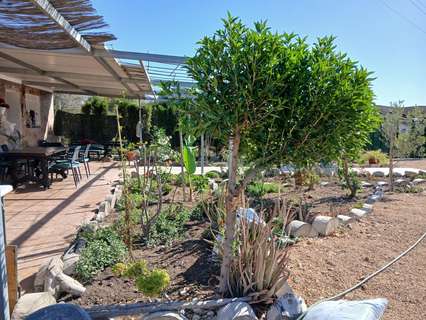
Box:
left=217, top=208, right=290, bottom=303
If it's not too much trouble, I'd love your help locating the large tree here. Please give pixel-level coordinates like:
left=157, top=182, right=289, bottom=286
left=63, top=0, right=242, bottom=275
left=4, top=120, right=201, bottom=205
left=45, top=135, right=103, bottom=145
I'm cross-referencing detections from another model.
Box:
left=186, top=15, right=378, bottom=295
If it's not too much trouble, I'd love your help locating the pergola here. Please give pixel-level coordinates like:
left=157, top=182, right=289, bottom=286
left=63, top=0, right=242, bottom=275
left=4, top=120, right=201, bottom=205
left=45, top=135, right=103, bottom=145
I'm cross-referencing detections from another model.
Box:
left=0, top=0, right=193, bottom=98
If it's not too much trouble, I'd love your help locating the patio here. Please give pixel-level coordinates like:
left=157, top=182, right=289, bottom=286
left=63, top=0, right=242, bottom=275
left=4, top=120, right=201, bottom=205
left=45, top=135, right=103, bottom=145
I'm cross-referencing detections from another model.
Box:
left=4, top=161, right=120, bottom=292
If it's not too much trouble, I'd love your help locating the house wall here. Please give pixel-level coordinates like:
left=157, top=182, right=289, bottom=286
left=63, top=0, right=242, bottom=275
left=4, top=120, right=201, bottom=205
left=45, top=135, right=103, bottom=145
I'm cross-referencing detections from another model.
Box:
left=0, top=77, right=54, bottom=148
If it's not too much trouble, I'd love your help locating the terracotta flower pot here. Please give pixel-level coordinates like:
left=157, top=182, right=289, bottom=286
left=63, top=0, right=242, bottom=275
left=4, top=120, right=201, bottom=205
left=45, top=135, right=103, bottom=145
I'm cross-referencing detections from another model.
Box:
left=126, top=150, right=138, bottom=161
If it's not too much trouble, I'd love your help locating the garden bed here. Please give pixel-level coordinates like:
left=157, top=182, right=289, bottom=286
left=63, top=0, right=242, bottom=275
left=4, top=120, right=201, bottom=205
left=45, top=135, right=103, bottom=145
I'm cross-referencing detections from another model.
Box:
left=67, top=175, right=374, bottom=308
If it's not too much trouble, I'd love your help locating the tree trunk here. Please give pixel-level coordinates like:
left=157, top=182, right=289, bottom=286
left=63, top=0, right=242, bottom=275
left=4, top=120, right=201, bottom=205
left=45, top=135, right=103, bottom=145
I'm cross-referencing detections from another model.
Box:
left=200, top=133, right=205, bottom=175
left=219, top=129, right=241, bottom=295
left=389, top=141, right=394, bottom=192
left=342, top=158, right=356, bottom=198
left=179, top=130, right=187, bottom=201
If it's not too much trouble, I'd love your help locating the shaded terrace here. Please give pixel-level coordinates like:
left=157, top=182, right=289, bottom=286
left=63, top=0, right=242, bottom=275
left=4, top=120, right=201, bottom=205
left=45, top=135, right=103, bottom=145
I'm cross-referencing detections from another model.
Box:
left=4, top=161, right=120, bottom=292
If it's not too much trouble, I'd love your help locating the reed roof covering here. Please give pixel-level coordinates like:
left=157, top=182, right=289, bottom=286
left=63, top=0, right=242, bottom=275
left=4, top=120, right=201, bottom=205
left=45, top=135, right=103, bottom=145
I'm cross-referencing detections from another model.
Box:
left=0, top=0, right=115, bottom=49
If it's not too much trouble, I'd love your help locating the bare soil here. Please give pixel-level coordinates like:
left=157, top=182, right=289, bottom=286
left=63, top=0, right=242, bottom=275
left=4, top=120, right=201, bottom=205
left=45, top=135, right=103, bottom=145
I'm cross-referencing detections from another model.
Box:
left=71, top=178, right=426, bottom=319
left=70, top=221, right=219, bottom=307
left=289, top=191, right=426, bottom=320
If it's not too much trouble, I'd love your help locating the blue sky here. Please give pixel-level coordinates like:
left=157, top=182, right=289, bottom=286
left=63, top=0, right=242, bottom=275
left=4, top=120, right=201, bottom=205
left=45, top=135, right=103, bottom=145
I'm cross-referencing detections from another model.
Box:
left=92, top=0, right=426, bottom=106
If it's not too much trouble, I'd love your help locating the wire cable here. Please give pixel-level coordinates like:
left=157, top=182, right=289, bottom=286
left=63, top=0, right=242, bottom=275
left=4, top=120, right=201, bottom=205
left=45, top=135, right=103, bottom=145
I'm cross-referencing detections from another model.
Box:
left=410, top=0, right=426, bottom=16
left=378, top=0, right=426, bottom=36
left=296, top=229, right=426, bottom=319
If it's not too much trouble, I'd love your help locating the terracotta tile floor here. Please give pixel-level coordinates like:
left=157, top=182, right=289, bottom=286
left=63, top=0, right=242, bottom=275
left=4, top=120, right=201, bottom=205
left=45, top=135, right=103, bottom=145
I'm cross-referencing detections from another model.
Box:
left=4, top=161, right=120, bottom=292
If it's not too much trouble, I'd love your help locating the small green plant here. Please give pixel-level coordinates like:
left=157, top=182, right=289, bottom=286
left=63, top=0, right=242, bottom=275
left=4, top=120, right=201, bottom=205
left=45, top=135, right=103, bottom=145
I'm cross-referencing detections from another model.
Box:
left=302, top=169, right=320, bottom=190
left=338, top=165, right=361, bottom=197
left=112, top=262, right=128, bottom=277
left=148, top=206, right=190, bottom=246
left=190, top=200, right=208, bottom=221
left=246, top=182, right=280, bottom=198
left=136, top=268, right=170, bottom=297
left=205, top=171, right=221, bottom=179
left=124, top=260, right=149, bottom=279
left=358, top=150, right=389, bottom=166
left=75, top=227, right=127, bottom=282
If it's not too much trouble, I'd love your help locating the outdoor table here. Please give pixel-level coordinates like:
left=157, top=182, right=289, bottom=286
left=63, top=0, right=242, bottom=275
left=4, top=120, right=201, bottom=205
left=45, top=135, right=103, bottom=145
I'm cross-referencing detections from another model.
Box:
left=1, top=147, right=66, bottom=189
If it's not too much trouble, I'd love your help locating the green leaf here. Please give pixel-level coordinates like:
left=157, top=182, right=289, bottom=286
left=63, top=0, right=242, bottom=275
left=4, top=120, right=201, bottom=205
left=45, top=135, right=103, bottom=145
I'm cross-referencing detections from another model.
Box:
left=183, top=145, right=196, bottom=174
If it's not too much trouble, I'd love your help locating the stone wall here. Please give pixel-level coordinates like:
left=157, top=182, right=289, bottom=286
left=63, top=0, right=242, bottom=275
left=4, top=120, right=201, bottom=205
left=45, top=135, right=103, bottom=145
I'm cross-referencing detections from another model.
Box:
left=0, top=77, right=54, bottom=147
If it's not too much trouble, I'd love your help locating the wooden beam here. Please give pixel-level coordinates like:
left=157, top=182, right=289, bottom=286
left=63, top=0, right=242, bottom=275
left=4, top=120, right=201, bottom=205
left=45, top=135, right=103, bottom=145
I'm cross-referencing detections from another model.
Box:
left=5, top=246, right=17, bottom=316
left=28, top=0, right=92, bottom=52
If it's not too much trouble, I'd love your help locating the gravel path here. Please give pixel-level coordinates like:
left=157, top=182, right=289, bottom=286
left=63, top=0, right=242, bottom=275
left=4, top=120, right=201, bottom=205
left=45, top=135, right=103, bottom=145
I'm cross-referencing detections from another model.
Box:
left=288, top=192, right=426, bottom=319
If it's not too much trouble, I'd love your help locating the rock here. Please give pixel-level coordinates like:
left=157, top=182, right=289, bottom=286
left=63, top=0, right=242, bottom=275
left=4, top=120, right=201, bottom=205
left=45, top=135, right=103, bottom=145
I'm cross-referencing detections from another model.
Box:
left=361, top=181, right=372, bottom=188
left=98, top=201, right=110, bottom=216
left=350, top=208, right=369, bottom=220
left=319, top=181, right=329, bottom=187
left=395, top=178, right=407, bottom=184
left=337, top=215, right=355, bottom=226
left=192, top=315, right=201, bottom=320
left=376, top=181, right=388, bottom=186
left=286, top=220, right=312, bottom=238
left=57, top=273, right=85, bottom=297
left=412, top=178, right=426, bottom=185
left=34, top=262, right=49, bottom=292
left=372, top=171, right=385, bottom=177
left=11, top=292, right=56, bottom=320
left=267, top=293, right=307, bottom=320
left=62, top=253, right=80, bottom=276
left=404, top=170, right=418, bottom=178
left=311, top=216, right=339, bottom=236
left=105, top=193, right=117, bottom=209
left=366, top=194, right=380, bottom=204
left=26, top=303, right=91, bottom=320
left=45, top=258, right=63, bottom=298
left=143, top=311, right=188, bottom=320
left=362, top=203, right=373, bottom=213
left=307, top=226, right=319, bottom=238
left=65, top=238, right=87, bottom=255
left=217, top=302, right=257, bottom=320
left=393, top=171, right=402, bottom=178
left=96, top=211, right=106, bottom=222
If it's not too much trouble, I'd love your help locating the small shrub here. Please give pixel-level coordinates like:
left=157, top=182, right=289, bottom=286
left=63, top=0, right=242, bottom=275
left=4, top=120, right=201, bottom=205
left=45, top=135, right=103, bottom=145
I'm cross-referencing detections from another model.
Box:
left=190, top=201, right=207, bottom=221
left=124, top=260, right=149, bottom=279
left=302, top=169, right=320, bottom=189
left=338, top=167, right=361, bottom=197
left=75, top=230, right=127, bottom=282
left=112, top=262, right=128, bottom=277
left=136, top=268, right=170, bottom=297
left=148, top=206, right=190, bottom=246
left=192, top=175, right=209, bottom=192
left=175, top=174, right=209, bottom=192
left=246, top=182, right=280, bottom=198
left=205, top=171, right=221, bottom=179
left=358, top=150, right=389, bottom=166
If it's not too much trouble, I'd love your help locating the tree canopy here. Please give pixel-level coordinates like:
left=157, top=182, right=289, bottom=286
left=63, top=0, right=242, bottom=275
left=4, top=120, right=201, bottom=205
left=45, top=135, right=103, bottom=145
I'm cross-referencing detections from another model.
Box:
left=186, top=14, right=380, bottom=171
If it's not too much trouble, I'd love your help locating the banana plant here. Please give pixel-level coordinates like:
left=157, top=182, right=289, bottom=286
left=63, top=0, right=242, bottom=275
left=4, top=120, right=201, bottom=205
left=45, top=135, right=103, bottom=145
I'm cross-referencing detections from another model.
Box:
left=183, top=135, right=196, bottom=201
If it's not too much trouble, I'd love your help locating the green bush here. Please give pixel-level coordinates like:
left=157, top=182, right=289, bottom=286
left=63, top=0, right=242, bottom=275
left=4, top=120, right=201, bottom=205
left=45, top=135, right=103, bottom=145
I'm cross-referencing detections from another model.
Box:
left=136, top=268, right=170, bottom=297
left=75, top=228, right=127, bottom=282
left=112, top=262, right=128, bottom=277
left=175, top=174, right=209, bottom=192
left=124, top=260, right=149, bottom=279
left=190, top=201, right=208, bottom=221
left=358, top=150, right=389, bottom=166
left=148, top=206, right=190, bottom=246
left=246, top=182, right=280, bottom=198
